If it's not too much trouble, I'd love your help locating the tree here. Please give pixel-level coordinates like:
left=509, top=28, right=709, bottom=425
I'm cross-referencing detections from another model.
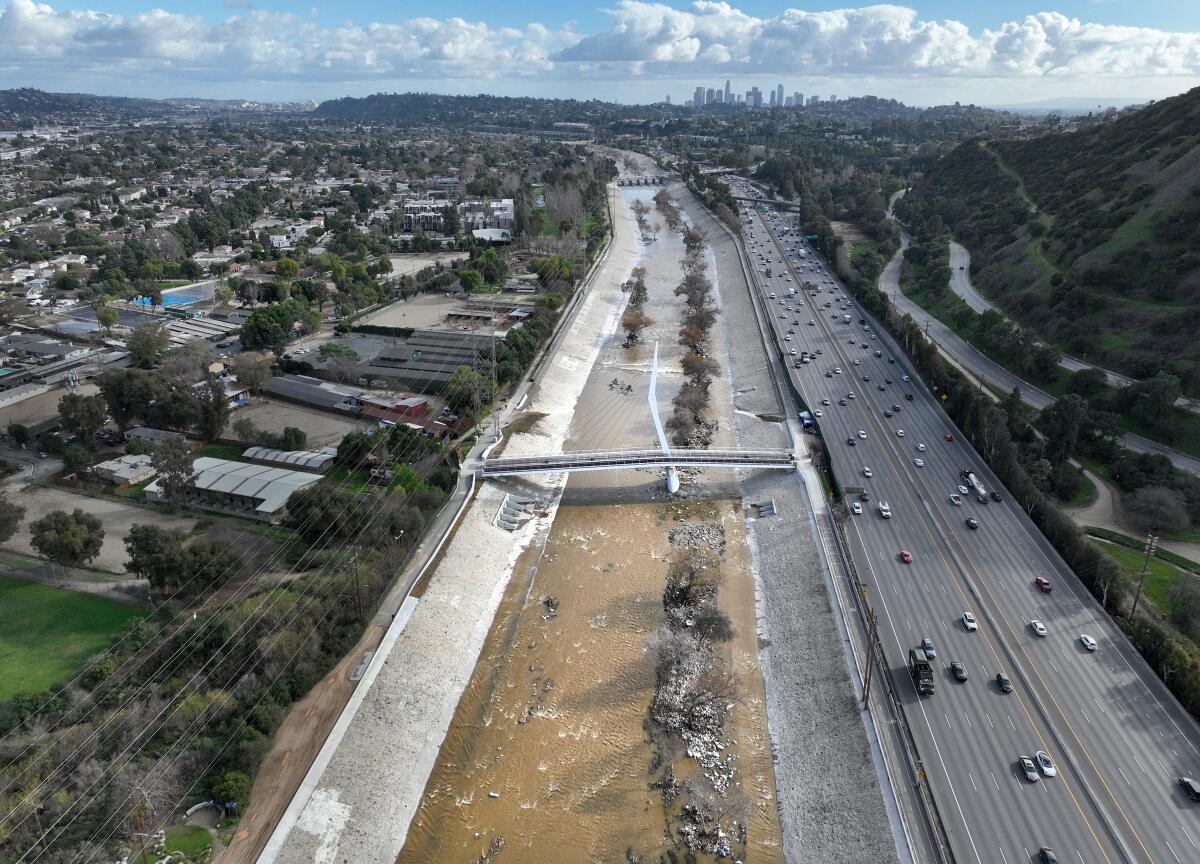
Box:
left=0, top=487, right=25, bottom=544
left=281, top=427, right=307, bottom=450
left=161, top=340, right=216, bottom=381
left=7, top=422, right=30, bottom=448
left=458, top=269, right=482, bottom=292
left=212, top=771, right=253, bottom=809
left=335, top=430, right=373, bottom=467
left=196, top=374, right=229, bottom=442
left=58, top=393, right=107, bottom=444
left=62, top=444, right=93, bottom=472
left=127, top=323, right=171, bottom=368
left=230, top=352, right=272, bottom=392
left=29, top=509, right=104, bottom=567
left=0, top=296, right=24, bottom=325
left=240, top=302, right=301, bottom=354
left=95, top=304, right=119, bottom=336
left=1130, top=372, right=1182, bottom=424
left=318, top=343, right=360, bottom=362
left=151, top=437, right=195, bottom=503
left=1123, top=486, right=1189, bottom=535
left=125, top=524, right=241, bottom=595
left=1038, top=394, right=1088, bottom=466
left=1066, top=368, right=1108, bottom=401
left=474, top=247, right=505, bottom=285
left=275, top=257, right=299, bottom=279
left=441, top=204, right=460, bottom=236
left=445, top=364, right=489, bottom=415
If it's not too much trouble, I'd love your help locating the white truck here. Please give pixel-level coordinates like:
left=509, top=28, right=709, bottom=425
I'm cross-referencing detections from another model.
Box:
left=961, top=467, right=988, bottom=501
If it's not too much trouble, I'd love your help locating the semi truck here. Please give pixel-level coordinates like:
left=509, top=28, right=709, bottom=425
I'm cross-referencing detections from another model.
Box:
left=909, top=648, right=935, bottom=696
left=961, top=467, right=987, bottom=501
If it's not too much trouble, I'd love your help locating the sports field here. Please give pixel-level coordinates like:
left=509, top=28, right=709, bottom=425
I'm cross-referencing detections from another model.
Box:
left=0, top=575, right=147, bottom=700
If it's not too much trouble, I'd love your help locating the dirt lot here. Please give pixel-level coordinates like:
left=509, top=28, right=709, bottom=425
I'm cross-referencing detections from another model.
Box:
left=2, top=485, right=195, bottom=574
left=232, top=400, right=365, bottom=449
left=384, top=252, right=468, bottom=279
left=0, top=383, right=100, bottom=428
left=356, top=292, right=459, bottom=330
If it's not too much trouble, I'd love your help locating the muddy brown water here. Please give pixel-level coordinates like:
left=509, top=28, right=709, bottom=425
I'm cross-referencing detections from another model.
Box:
left=396, top=498, right=782, bottom=863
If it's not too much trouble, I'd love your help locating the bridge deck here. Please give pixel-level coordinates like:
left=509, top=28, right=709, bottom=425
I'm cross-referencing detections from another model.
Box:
left=481, top=447, right=795, bottom=476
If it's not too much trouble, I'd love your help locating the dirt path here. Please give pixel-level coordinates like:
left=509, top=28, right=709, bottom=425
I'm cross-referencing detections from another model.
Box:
left=1064, top=467, right=1200, bottom=563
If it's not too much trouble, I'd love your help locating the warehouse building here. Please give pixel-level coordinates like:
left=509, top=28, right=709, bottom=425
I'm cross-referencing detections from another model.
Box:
left=143, top=456, right=322, bottom=521
left=242, top=446, right=336, bottom=473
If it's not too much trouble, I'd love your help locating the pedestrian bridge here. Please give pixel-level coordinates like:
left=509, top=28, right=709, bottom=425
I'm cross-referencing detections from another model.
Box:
left=480, top=447, right=795, bottom=478
left=617, top=176, right=667, bottom=186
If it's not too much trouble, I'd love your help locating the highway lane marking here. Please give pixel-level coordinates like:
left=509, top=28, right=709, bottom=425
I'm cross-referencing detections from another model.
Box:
left=1135, top=757, right=1146, bottom=774
left=1076, top=852, right=1086, bottom=864
left=1159, top=759, right=1168, bottom=774
left=969, top=771, right=978, bottom=792
left=1081, top=707, right=1092, bottom=726
left=999, top=846, right=1011, bottom=864
left=990, top=771, right=1000, bottom=791
left=1181, top=824, right=1197, bottom=849
left=1094, top=697, right=1106, bottom=715
left=965, top=713, right=973, bottom=729
left=985, top=712, right=994, bottom=729
left=945, top=713, right=953, bottom=730
left=1008, top=715, right=1017, bottom=732
left=1049, top=657, right=1060, bottom=673
left=1165, top=839, right=1181, bottom=863
left=1117, top=766, right=1130, bottom=786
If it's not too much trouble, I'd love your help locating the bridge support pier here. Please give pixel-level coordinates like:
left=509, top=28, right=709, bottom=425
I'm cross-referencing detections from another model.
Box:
left=667, top=466, right=680, bottom=495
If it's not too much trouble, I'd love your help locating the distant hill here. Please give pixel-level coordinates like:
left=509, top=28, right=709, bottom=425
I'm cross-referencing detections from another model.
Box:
left=0, top=87, right=162, bottom=116
left=898, top=86, right=1200, bottom=390
left=312, top=92, right=644, bottom=129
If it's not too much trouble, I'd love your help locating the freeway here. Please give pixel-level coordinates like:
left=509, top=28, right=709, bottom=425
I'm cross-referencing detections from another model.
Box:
left=728, top=179, right=1200, bottom=864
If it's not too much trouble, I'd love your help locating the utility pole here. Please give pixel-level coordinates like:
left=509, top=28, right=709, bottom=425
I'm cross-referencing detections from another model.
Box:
left=1129, top=533, right=1158, bottom=619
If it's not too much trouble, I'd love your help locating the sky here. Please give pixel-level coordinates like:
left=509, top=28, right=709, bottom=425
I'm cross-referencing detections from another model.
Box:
left=0, top=0, right=1198, bottom=106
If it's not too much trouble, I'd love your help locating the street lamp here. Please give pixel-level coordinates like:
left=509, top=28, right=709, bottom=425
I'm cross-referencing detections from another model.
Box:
left=1129, top=533, right=1159, bottom=619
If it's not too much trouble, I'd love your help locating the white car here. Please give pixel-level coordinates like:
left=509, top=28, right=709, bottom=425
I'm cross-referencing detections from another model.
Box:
left=814, top=410, right=822, bottom=417
left=1035, top=750, right=1058, bottom=777
left=834, top=367, right=842, bottom=374
left=957, top=485, right=970, bottom=495
left=962, top=612, right=978, bottom=631
left=1031, top=619, right=1048, bottom=637
left=896, top=429, right=906, bottom=437
left=916, top=443, right=927, bottom=452
left=863, top=467, right=873, bottom=477
left=858, top=430, right=867, bottom=439
left=914, top=458, right=925, bottom=468
left=851, top=502, right=863, bottom=515
left=1080, top=634, right=1097, bottom=652
left=949, top=494, right=963, bottom=506
left=902, top=375, right=910, bottom=381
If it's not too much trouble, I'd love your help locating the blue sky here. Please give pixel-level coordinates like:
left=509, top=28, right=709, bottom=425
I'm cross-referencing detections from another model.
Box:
left=1, top=0, right=1198, bottom=104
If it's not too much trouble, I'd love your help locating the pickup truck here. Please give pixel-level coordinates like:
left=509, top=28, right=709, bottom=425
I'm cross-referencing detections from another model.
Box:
left=1035, top=576, right=1052, bottom=593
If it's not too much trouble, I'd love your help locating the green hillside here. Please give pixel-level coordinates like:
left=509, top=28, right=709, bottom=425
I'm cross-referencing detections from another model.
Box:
left=898, top=87, right=1200, bottom=392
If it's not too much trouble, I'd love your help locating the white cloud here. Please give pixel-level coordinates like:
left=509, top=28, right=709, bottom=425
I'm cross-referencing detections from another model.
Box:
left=0, top=0, right=1197, bottom=100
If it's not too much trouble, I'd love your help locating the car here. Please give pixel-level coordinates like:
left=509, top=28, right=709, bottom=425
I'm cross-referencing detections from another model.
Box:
left=892, top=404, right=902, bottom=412
left=957, top=485, right=970, bottom=495
left=859, top=491, right=871, bottom=502
left=896, top=429, right=905, bottom=437
left=877, top=384, right=886, bottom=391
left=1020, top=756, right=1040, bottom=783
left=1035, top=750, right=1057, bottom=777
left=1180, top=776, right=1200, bottom=801
left=914, top=458, right=925, bottom=467
left=858, top=430, right=867, bottom=439
left=1080, top=634, right=1098, bottom=652
left=900, top=550, right=914, bottom=564
left=809, top=320, right=816, bottom=326
left=965, top=517, right=979, bottom=530
left=839, top=399, right=848, bottom=406
left=916, top=443, right=926, bottom=452
left=996, top=672, right=1013, bottom=693
left=884, top=409, right=893, bottom=417
left=834, top=367, right=842, bottom=374
left=1030, top=619, right=1047, bottom=637
left=1035, top=576, right=1053, bottom=593
left=785, top=335, right=792, bottom=341
left=905, top=393, right=914, bottom=401
left=950, top=661, right=968, bottom=682
left=821, top=398, right=831, bottom=405
left=825, top=371, right=833, bottom=378
left=962, top=612, right=978, bottom=631
left=847, top=438, right=856, bottom=446
left=853, top=359, right=860, bottom=365
left=816, top=348, right=823, bottom=354
left=888, top=357, right=895, bottom=364
left=851, top=502, right=863, bottom=515
left=862, top=374, right=870, bottom=382
left=885, top=378, right=892, bottom=384
left=875, top=350, right=882, bottom=357
left=1039, top=848, right=1059, bottom=864
left=814, top=410, right=823, bottom=417
left=863, top=467, right=873, bottom=478
left=789, top=348, right=797, bottom=355
left=902, top=374, right=910, bottom=381
left=36, top=452, right=48, bottom=459
left=944, top=432, right=954, bottom=441
left=847, top=392, right=855, bottom=399
left=949, top=494, right=963, bottom=506
left=920, top=637, right=935, bottom=657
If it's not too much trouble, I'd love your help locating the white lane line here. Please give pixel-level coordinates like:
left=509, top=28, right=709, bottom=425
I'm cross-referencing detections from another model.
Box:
left=999, top=847, right=1010, bottom=864
left=1160, top=759, right=1169, bottom=774
left=985, top=712, right=994, bottom=729
left=1081, top=707, right=1092, bottom=726
left=1117, top=765, right=1131, bottom=785
left=1008, top=715, right=1016, bottom=732
left=1136, top=756, right=1146, bottom=774
left=1165, top=839, right=1181, bottom=863
left=1181, top=823, right=1197, bottom=849
left=1095, top=697, right=1106, bottom=715
left=945, top=713, right=953, bottom=730
left=965, top=713, right=973, bottom=729
left=1075, top=852, right=1085, bottom=864
left=990, top=771, right=1000, bottom=791
left=969, top=772, right=978, bottom=792
left=1049, top=657, right=1060, bottom=672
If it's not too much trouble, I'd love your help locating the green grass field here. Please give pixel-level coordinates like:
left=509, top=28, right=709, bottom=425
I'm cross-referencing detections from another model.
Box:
left=0, top=575, right=146, bottom=700
left=1091, top=538, right=1186, bottom=615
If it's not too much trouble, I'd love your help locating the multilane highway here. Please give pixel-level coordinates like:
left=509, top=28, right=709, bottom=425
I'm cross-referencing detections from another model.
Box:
left=730, top=184, right=1200, bottom=864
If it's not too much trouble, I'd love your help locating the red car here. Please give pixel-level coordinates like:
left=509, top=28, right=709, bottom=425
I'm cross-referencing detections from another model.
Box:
left=944, top=433, right=954, bottom=441
left=1035, top=576, right=1052, bottom=593
left=899, top=550, right=914, bottom=564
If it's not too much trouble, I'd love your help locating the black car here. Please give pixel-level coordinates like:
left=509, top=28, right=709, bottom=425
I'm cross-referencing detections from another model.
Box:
left=877, top=384, right=886, bottom=391
left=859, top=491, right=870, bottom=502
left=885, top=378, right=892, bottom=384
left=996, top=672, right=1013, bottom=693
left=990, top=490, right=1002, bottom=502
left=888, top=357, right=895, bottom=364
left=862, top=375, right=870, bottom=382
left=965, top=518, right=979, bottom=530
left=905, top=393, right=914, bottom=401
left=950, top=661, right=968, bottom=682
left=1181, top=776, right=1200, bottom=801
left=847, top=438, right=856, bottom=446
left=884, top=410, right=893, bottom=417
left=892, top=404, right=902, bottom=412
left=839, top=399, right=848, bottom=406
left=1039, top=849, right=1058, bottom=864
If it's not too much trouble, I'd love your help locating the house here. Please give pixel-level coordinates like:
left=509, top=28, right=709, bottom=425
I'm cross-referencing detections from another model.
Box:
left=0, top=333, right=91, bottom=362
left=143, top=456, right=322, bottom=521
left=360, top=394, right=430, bottom=423
left=115, top=186, right=147, bottom=205
left=125, top=426, right=187, bottom=446
left=91, top=453, right=156, bottom=486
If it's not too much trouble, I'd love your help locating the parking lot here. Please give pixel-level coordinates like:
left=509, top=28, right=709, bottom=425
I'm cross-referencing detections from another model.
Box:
left=232, top=399, right=366, bottom=448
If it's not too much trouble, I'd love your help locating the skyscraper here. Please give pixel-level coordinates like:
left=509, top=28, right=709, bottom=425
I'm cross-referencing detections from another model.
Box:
left=776, top=84, right=784, bottom=108
left=665, top=94, right=671, bottom=105
left=706, top=87, right=715, bottom=105
left=793, top=91, right=802, bottom=107
left=714, top=90, right=723, bottom=104
left=750, top=86, right=762, bottom=108
left=694, top=86, right=705, bottom=108
left=724, top=80, right=732, bottom=103
left=769, top=90, right=777, bottom=107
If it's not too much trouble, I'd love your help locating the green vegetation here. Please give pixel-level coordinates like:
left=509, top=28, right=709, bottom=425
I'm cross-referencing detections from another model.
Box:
left=1084, top=526, right=1200, bottom=573
left=899, top=87, right=1200, bottom=392
left=163, top=824, right=213, bottom=856
left=1091, top=538, right=1186, bottom=618
left=0, top=575, right=145, bottom=700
